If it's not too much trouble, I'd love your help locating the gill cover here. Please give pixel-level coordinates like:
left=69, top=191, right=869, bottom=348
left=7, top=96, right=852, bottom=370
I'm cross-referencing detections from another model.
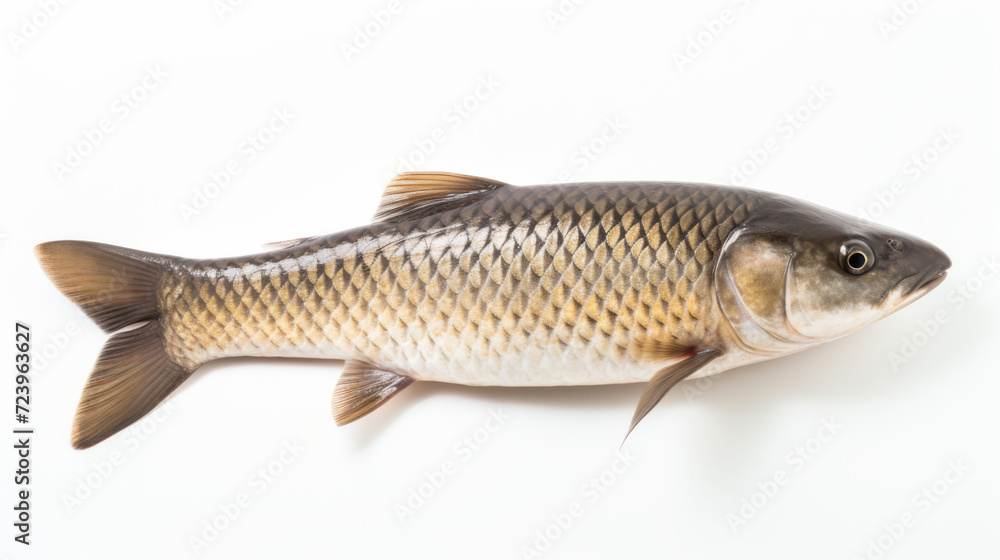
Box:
left=715, top=226, right=818, bottom=355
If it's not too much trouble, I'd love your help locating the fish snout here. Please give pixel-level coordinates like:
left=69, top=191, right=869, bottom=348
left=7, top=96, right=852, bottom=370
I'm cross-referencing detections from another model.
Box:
left=901, top=239, right=951, bottom=297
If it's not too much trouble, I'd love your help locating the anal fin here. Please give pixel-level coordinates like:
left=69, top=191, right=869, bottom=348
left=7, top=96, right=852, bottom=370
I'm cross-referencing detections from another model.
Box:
left=623, top=349, right=721, bottom=443
left=332, top=360, right=415, bottom=426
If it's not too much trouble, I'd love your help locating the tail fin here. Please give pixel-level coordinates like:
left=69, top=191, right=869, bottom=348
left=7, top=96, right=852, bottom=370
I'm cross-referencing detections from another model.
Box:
left=35, top=241, right=196, bottom=449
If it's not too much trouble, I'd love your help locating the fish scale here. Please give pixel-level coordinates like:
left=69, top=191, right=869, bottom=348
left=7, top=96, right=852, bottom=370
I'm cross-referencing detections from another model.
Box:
left=158, top=181, right=755, bottom=385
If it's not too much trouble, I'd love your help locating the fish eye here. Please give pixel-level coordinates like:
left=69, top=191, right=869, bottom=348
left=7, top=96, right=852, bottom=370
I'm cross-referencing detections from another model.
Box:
left=840, top=240, right=874, bottom=275
left=848, top=251, right=867, bottom=269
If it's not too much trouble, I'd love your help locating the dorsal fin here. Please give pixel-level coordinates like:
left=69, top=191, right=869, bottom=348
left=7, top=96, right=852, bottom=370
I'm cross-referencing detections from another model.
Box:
left=262, top=236, right=319, bottom=250
left=374, top=171, right=508, bottom=223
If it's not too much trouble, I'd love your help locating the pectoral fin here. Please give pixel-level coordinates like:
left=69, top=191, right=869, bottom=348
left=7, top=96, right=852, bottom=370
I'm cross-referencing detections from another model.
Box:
left=332, top=361, right=415, bottom=426
left=631, top=336, right=691, bottom=361
left=623, top=349, right=721, bottom=443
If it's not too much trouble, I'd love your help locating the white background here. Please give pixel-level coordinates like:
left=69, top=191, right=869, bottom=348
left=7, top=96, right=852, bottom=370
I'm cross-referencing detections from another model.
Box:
left=2, top=1, right=999, bottom=559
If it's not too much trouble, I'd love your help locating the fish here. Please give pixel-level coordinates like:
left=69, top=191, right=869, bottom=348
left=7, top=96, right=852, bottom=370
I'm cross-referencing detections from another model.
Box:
left=35, top=172, right=951, bottom=449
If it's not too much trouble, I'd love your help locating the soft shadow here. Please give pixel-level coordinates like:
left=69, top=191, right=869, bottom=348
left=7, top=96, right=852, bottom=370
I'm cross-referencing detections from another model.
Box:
left=181, top=356, right=645, bottom=451
left=345, top=381, right=644, bottom=451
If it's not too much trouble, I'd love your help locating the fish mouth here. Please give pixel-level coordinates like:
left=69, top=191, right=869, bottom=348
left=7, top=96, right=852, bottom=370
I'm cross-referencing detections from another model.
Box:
left=907, top=269, right=948, bottom=296
left=885, top=268, right=948, bottom=309
left=881, top=266, right=948, bottom=310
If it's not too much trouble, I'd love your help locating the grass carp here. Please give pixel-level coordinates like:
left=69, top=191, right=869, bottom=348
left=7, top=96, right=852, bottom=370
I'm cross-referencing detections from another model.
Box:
left=36, top=172, right=951, bottom=448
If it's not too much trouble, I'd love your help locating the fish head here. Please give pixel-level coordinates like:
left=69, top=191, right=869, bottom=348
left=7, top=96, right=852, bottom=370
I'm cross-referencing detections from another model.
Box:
left=715, top=193, right=951, bottom=353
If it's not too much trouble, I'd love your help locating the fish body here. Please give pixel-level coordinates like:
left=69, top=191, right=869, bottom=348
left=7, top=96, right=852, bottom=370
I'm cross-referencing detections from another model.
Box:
left=162, top=181, right=748, bottom=386
left=36, top=172, right=951, bottom=448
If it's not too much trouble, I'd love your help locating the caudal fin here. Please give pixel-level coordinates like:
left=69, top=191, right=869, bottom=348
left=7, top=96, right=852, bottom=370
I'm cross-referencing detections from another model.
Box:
left=35, top=241, right=195, bottom=449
